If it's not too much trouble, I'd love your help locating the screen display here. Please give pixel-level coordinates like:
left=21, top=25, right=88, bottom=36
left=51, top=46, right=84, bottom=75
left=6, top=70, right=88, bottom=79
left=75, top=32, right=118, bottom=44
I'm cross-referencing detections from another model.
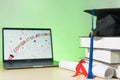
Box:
left=3, top=28, right=53, bottom=60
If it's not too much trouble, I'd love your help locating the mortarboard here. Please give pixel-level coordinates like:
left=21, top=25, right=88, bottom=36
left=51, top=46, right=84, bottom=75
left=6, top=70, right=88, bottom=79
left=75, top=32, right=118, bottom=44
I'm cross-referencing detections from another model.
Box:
left=84, top=8, right=120, bottom=16
left=84, top=8, right=120, bottom=37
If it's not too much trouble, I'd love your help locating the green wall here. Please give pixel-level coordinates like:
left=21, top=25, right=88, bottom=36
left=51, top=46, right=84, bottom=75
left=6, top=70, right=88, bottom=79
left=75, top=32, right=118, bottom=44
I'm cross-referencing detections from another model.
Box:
left=0, top=0, right=120, bottom=63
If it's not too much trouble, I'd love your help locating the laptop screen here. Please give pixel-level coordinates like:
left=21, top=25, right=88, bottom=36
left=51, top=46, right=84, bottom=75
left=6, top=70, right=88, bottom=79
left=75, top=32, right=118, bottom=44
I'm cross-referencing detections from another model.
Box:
left=3, top=28, right=53, bottom=61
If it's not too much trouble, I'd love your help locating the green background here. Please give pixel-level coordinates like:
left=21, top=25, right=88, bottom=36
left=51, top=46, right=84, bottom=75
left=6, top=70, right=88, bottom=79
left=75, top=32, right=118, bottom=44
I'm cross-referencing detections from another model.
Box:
left=0, top=0, right=120, bottom=63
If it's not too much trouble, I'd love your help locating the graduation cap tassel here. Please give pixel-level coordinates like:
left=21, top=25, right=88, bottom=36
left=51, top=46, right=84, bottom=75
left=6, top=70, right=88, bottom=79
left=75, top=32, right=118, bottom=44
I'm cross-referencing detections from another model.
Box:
left=87, top=9, right=94, bottom=79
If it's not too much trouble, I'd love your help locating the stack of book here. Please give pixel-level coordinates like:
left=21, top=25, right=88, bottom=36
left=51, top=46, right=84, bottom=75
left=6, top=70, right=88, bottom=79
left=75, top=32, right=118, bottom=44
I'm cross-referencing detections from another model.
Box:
left=80, top=36, right=120, bottom=78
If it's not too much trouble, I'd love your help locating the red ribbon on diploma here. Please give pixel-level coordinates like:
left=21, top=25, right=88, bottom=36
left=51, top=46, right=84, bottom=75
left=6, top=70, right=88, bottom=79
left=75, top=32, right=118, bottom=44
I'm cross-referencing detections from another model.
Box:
left=73, top=59, right=88, bottom=77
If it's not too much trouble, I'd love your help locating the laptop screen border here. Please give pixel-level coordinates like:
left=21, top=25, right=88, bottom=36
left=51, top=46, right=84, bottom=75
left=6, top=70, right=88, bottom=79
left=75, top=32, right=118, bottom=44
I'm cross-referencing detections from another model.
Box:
left=2, top=28, right=54, bottom=63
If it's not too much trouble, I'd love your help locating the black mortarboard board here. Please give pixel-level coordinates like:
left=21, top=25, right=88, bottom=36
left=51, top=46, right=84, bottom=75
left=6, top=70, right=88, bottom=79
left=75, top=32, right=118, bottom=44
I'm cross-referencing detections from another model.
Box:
left=84, top=8, right=120, bottom=16
left=84, top=8, right=120, bottom=37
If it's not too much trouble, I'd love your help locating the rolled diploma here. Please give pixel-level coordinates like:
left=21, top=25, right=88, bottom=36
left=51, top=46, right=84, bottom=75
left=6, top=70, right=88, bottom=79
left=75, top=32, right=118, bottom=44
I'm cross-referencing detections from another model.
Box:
left=92, top=64, right=114, bottom=79
left=59, top=60, right=114, bottom=79
left=59, top=60, right=78, bottom=71
left=111, top=65, right=120, bottom=78
left=59, top=60, right=89, bottom=73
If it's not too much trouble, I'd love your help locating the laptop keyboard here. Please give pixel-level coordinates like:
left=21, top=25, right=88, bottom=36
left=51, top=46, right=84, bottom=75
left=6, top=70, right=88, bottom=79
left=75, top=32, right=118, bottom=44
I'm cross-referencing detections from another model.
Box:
left=4, top=61, right=58, bottom=69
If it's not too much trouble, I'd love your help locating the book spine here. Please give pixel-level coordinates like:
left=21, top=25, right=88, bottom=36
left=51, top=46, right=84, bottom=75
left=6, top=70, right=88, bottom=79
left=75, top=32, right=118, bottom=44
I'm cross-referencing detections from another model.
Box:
left=86, top=48, right=120, bottom=63
left=81, top=37, right=120, bottom=50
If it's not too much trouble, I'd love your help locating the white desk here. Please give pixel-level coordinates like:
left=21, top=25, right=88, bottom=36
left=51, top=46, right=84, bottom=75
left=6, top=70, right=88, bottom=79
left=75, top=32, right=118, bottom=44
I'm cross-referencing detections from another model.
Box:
left=0, top=66, right=118, bottom=80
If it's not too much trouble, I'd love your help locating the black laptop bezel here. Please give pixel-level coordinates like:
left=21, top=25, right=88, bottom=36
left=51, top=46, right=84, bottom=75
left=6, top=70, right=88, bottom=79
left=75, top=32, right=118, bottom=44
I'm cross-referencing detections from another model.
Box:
left=2, top=28, right=54, bottom=66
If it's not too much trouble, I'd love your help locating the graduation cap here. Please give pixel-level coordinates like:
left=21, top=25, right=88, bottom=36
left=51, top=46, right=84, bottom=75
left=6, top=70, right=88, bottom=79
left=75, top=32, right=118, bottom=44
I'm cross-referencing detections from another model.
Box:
left=84, top=8, right=120, bottom=37
left=84, top=8, right=120, bottom=16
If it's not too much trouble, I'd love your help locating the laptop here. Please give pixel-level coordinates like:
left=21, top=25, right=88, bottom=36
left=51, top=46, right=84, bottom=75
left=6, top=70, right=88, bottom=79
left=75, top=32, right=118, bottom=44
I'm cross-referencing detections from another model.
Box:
left=2, top=28, right=58, bottom=69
